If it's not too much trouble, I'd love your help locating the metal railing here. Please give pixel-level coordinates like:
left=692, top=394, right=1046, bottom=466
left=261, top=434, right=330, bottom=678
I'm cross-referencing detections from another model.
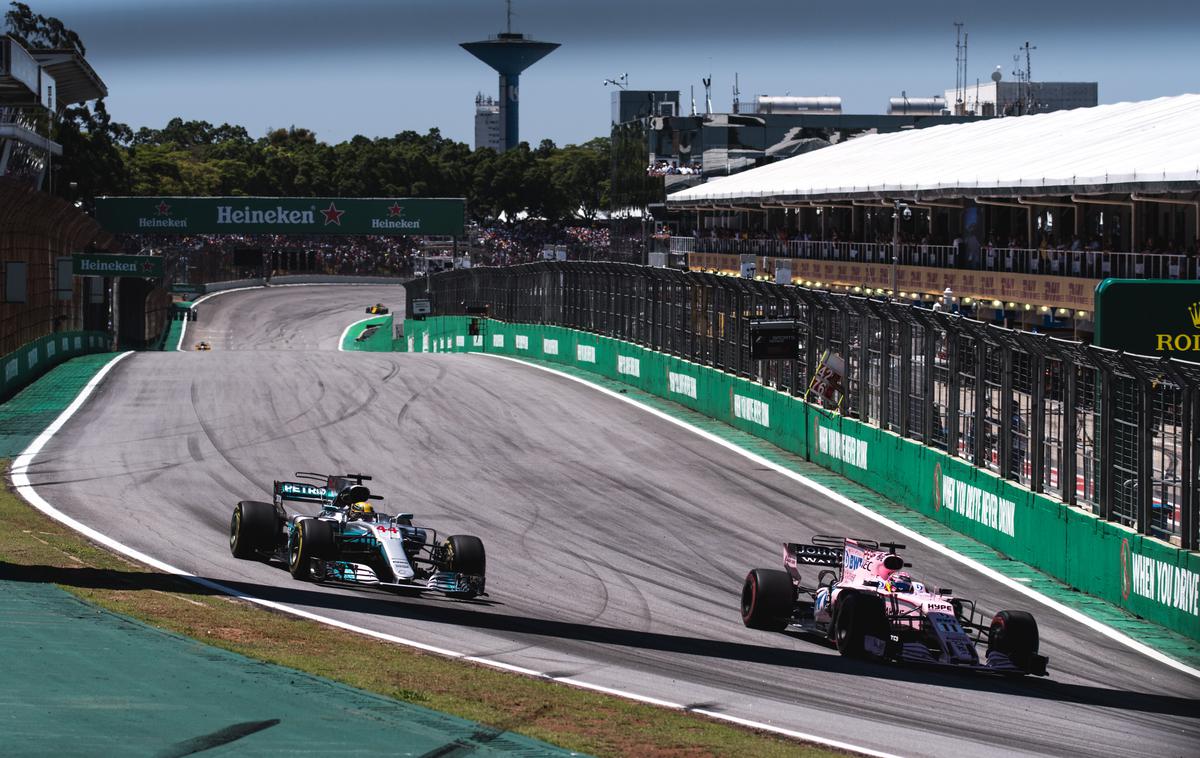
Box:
left=410, top=261, right=1200, bottom=549
left=670, top=236, right=1200, bottom=280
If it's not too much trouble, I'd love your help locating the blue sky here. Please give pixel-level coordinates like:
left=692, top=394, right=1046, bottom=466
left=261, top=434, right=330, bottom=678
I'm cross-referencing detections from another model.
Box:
left=20, top=0, right=1200, bottom=147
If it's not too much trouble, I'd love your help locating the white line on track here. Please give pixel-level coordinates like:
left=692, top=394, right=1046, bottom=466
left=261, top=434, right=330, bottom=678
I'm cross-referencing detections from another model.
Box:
left=8, top=351, right=901, bottom=758
left=478, top=353, right=1200, bottom=682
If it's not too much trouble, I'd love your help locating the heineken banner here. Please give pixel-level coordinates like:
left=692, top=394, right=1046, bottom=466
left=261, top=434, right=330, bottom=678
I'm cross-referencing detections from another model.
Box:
left=73, top=253, right=164, bottom=278
left=96, top=196, right=466, bottom=236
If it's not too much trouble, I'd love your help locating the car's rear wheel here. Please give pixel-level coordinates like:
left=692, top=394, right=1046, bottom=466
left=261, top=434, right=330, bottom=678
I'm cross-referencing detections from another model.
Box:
left=834, top=592, right=888, bottom=657
left=289, top=519, right=335, bottom=580
left=230, top=500, right=277, bottom=559
left=443, top=535, right=486, bottom=576
left=741, top=569, right=794, bottom=631
left=988, top=610, right=1040, bottom=672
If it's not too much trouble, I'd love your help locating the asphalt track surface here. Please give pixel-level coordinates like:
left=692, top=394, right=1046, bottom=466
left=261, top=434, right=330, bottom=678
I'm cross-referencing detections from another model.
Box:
left=26, top=284, right=1200, bottom=758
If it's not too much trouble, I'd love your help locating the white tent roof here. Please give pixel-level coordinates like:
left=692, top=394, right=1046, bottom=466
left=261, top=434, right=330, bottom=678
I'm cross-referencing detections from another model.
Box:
left=668, top=94, right=1200, bottom=205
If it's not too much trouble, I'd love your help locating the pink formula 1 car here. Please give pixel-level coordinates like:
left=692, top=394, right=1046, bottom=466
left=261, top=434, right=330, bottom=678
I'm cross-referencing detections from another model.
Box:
left=740, top=535, right=1049, bottom=676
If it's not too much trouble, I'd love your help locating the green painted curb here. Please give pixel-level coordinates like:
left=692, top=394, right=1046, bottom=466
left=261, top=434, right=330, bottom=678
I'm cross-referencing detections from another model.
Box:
left=341, top=314, right=394, bottom=351
left=0, top=352, right=122, bottom=458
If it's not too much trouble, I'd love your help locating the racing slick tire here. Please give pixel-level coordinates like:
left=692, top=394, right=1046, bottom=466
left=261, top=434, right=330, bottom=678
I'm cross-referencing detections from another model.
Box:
left=230, top=501, right=278, bottom=559
left=741, top=569, right=794, bottom=631
left=289, top=519, right=335, bottom=581
left=443, top=535, right=486, bottom=576
left=988, top=610, right=1042, bottom=673
left=833, top=591, right=888, bottom=658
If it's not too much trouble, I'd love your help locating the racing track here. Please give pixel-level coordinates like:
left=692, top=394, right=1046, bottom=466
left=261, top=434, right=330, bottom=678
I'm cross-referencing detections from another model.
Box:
left=23, top=284, right=1200, bottom=758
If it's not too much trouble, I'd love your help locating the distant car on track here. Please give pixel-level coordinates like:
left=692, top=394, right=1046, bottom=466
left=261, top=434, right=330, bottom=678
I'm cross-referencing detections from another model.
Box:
left=195, top=341, right=212, bottom=351
left=229, top=472, right=486, bottom=598
left=365, top=304, right=389, bottom=314
left=741, top=535, right=1048, bottom=676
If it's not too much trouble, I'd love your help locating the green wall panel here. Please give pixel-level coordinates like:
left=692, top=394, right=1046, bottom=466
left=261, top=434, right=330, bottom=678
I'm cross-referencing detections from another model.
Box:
left=1, top=331, right=110, bottom=402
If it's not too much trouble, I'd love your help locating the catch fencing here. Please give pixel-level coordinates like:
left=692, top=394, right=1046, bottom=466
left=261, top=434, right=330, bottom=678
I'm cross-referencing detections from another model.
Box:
left=410, top=261, right=1200, bottom=550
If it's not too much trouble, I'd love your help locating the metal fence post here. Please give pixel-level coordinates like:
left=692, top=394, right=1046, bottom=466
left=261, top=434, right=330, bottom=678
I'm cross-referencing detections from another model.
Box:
left=998, top=344, right=1014, bottom=481
left=1098, top=365, right=1115, bottom=522
left=945, top=323, right=960, bottom=457
left=1062, top=358, right=1078, bottom=506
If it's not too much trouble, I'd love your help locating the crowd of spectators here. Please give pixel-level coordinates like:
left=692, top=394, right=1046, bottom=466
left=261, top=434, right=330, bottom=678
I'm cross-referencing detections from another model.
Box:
left=118, top=233, right=421, bottom=280
left=647, top=160, right=702, bottom=176
left=473, top=223, right=610, bottom=266
left=685, top=226, right=1199, bottom=258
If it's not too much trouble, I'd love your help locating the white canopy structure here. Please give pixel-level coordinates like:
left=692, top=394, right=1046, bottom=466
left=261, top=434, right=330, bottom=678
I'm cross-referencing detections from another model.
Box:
left=668, top=94, right=1200, bottom=206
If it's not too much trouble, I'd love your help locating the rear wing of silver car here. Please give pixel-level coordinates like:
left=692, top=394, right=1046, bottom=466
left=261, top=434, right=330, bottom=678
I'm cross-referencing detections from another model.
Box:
left=274, top=480, right=333, bottom=504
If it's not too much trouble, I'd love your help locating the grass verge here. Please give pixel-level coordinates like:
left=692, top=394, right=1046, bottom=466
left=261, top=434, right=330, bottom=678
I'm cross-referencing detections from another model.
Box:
left=0, top=468, right=845, bottom=758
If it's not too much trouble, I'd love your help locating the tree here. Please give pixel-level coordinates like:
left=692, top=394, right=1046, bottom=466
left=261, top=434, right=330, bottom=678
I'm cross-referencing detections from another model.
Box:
left=4, top=2, right=84, bottom=54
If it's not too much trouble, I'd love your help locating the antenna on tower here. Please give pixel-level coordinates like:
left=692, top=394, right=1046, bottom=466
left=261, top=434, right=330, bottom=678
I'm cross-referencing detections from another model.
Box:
left=963, top=31, right=969, bottom=110
left=953, top=22, right=964, bottom=114
left=732, top=72, right=740, bottom=114
left=505, top=0, right=513, bottom=34
left=703, top=75, right=712, bottom=115
left=1023, top=41, right=1037, bottom=114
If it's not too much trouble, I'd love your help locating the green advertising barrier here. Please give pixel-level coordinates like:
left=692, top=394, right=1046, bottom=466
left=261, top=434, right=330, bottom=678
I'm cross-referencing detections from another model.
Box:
left=401, top=316, right=1200, bottom=642
left=1, top=331, right=111, bottom=403
left=341, top=315, right=394, bottom=352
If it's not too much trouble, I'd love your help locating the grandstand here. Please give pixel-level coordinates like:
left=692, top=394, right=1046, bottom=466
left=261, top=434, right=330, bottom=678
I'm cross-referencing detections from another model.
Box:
left=663, top=94, right=1200, bottom=335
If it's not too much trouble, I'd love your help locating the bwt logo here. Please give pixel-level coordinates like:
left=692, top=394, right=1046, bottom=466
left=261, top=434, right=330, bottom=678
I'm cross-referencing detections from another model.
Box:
left=668, top=372, right=697, bottom=399
left=733, top=394, right=770, bottom=427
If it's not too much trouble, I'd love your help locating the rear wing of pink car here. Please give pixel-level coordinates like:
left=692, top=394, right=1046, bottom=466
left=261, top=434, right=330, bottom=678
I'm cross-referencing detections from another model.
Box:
left=783, top=535, right=909, bottom=584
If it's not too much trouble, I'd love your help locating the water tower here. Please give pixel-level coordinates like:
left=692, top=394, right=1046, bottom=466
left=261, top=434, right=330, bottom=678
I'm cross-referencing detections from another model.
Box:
left=461, top=2, right=558, bottom=152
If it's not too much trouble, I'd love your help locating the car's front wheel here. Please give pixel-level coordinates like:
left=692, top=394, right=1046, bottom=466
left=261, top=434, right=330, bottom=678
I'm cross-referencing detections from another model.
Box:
left=833, top=591, right=888, bottom=657
left=289, top=519, right=335, bottom=580
left=442, top=535, right=486, bottom=576
left=988, top=610, right=1041, bottom=673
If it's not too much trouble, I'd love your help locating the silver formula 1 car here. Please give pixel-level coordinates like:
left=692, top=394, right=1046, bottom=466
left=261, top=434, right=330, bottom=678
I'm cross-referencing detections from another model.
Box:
left=229, top=472, right=486, bottom=598
left=741, top=535, right=1048, bottom=676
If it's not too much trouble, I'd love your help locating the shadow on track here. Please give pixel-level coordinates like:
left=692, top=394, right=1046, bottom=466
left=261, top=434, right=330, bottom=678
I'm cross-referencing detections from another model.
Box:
left=5, top=559, right=1197, bottom=721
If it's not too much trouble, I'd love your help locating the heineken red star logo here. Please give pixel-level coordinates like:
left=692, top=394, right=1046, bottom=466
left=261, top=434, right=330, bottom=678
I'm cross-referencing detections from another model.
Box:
left=387, top=202, right=405, bottom=218
left=321, top=202, right=345, bottom=226
left=155, top=201, right=171, bottom=217
left=142, top=259, right=156, bottom=273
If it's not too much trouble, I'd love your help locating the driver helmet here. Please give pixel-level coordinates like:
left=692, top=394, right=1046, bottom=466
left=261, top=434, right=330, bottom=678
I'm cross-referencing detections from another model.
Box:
left=348, top=501, right=375, bottom=522
left=884, top=572, right=914, bottom=593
